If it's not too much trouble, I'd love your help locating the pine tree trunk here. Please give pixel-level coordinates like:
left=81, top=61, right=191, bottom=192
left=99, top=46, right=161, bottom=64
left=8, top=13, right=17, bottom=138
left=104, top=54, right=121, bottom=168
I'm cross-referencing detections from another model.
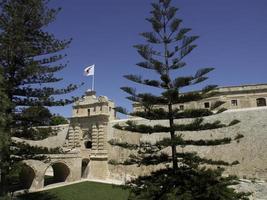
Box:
left=0, top=172, right=7, bottom=196
left=169, top=103, right=178, bottom=172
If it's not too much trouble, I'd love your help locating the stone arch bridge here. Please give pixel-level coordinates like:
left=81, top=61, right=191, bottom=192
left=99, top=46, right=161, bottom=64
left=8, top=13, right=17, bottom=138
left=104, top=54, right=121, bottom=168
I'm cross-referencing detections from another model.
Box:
left=21, top=153, right=85, bottom=191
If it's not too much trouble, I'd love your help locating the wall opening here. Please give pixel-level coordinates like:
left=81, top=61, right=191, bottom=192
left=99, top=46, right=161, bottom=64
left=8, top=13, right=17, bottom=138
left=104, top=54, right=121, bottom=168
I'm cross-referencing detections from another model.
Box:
left=84, top=141, right=92, bottom=149
left=81, top=159, right=90, bottom=178
left=44, top=162, right=70, bottom=186
left=256, top=98, right=266, bottom=107
left=231, top=100, right=238, bottom=106
left=204, top=102, right=210, bottom=109
left=19, top=165, right=35, bottom=190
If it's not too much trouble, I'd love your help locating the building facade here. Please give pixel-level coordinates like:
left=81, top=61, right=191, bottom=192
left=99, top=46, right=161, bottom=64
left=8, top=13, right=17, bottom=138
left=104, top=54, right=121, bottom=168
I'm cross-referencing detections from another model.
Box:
left=133, top=84, right=267, bottom=112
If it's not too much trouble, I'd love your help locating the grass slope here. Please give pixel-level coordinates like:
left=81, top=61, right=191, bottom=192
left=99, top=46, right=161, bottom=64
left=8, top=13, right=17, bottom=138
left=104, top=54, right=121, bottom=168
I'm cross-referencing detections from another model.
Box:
left=19, top=181, right=129, bottom=200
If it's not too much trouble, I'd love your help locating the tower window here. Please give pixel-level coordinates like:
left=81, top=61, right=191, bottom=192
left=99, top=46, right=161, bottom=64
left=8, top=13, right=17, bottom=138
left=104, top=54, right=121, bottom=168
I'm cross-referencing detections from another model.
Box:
left=231, top=100, right=238, bottom=106
left=204, top=102, right=210, bottom=109
left=84, top=141, right=92, bottom=149
left=256, top=98, right=266, bottom=107
left=109, top=107, right=112, bottom=112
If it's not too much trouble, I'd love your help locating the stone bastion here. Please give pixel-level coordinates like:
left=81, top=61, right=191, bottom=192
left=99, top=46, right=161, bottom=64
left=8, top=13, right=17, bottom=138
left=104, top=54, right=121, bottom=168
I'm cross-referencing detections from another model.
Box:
left=107, top=107, right=267, bottom=182
left=13, top=91, right=267, bottom=199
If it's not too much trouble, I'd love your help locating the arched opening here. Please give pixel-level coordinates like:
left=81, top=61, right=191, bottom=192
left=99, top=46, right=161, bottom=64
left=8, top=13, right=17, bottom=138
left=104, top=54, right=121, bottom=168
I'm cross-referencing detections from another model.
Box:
left=19, top=165, right=35, bottom=190
left=44, top=162, right=70, bottom=186
left=81, top=159, right=90, bottom=178
left=84, top=141, right=92, bottom=149
left=256, top=98, right=266, bottom=107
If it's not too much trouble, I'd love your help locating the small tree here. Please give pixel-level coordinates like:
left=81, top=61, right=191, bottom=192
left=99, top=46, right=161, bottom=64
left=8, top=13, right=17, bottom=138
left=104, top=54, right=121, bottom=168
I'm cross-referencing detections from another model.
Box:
left=110, top=0, right=248, bottom=199
left=20, top=106, right=52, bottom=127
left=0, top=0, right=81, bottom=195
left=50, top=114, right=69, bottom=126
left=11, top=106, right=69, bottom=140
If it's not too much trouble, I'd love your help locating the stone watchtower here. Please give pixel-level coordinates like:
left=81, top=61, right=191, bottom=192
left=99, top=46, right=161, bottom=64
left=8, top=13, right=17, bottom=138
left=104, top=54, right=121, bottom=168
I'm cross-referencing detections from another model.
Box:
left=64, top=90, right=116, bottom=180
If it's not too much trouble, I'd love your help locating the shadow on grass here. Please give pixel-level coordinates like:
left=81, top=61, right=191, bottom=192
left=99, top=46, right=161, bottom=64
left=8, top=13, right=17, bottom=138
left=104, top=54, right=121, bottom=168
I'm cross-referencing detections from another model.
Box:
left=19, top=192, right=60, bottom=200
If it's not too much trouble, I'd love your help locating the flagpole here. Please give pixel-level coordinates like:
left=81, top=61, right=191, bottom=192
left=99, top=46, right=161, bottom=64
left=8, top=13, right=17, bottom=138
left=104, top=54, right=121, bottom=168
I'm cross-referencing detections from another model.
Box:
left=92, top=74, right=95, bottom=91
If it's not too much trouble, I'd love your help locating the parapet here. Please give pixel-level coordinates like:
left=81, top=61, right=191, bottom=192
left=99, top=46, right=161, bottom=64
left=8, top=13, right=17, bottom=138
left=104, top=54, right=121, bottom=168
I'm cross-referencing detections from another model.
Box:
left=72, top=91, right=116, bottom=121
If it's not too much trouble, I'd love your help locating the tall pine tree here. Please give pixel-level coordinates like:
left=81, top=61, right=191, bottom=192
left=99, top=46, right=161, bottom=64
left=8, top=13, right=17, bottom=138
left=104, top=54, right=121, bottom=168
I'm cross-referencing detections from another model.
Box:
left=110, top=0, right=248, bottom=199
left=0, top=0, right=81, bottom=195
left=0, top=68, right=11, bottom=198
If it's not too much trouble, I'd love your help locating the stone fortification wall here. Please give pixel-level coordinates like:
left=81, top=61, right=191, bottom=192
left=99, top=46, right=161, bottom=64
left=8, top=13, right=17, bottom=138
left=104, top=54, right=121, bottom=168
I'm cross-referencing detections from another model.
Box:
left=12, top=124, right=69, bottom=148
left=107, top=107, right=267, bottom=182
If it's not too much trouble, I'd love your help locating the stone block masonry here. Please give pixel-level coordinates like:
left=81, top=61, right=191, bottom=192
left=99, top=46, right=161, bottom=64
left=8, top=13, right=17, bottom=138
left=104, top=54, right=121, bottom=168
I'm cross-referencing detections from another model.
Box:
left=14, top=88, right=267, bottom=197
left=107, top=107, right=267, bottom=182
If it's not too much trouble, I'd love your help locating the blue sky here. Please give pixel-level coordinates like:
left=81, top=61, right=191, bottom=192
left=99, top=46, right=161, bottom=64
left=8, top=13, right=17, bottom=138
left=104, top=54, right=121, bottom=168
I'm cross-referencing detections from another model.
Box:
left=47, top=0, right=267, bottom=117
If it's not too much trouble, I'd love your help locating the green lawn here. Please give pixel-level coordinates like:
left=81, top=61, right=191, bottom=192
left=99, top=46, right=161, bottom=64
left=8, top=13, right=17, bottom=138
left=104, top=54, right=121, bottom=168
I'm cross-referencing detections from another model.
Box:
left=19, top=181, right=129, bottom=200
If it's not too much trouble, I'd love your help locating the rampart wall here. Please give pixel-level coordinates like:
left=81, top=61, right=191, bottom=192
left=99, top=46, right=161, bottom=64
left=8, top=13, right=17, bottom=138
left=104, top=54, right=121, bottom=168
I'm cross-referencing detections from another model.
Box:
left=12, top=124, right=69, bottom=148
left=107, top=107, right=267, bottom=181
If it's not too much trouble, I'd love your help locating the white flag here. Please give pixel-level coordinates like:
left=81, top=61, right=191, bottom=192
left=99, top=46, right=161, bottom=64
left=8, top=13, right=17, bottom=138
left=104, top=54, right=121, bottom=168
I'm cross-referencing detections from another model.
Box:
left=84, top=65, right=95, bottom=76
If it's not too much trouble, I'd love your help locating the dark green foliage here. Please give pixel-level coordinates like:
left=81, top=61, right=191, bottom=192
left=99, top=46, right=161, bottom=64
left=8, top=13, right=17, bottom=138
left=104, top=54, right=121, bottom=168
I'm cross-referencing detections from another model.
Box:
left=234, top=134, right=244, bottom=143
left=128, top=168, right=249, bottom=200
left=234, top=134, right=244, bottom=141
left=114, top=107, right=129, bottom=116
left=12, top=106, right=68, bottom=140
left=19, top=106, right=52, bottom=127
left=0, top=69, right=9, bottom=131
left=0, top=0, right=82, bottom=124
left=0, top=0, right=80, bottom=196
left=13, top=127, right=56, bottom=141
left=10, top=142, right=62, bottom=158
left=114, top=118, right=239, bottom=134
left=117, top=106, right=214, bottom=120
left=17, top=105, right=68, bottom=127
left=0, top=68, right=11, bottom=197
left=109, top=140, right=241, bottom=168
left=155, top=135, right=232, bottom=147
left=109, top=139, right=139, bottom=150
left=229, top=120, right=240, bottom=127
left=111, top=0, right=248, bottom=199
left=50, top=114, right=69, bottom=126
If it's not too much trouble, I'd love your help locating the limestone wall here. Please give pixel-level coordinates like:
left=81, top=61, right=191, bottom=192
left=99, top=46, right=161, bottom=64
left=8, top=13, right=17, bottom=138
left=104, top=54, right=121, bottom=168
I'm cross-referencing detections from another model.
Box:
left=22, top=154, right=82, bottom=191
left=12, top=124, right=69, bottom=149
left=107, top=107, right=267, bottom=181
